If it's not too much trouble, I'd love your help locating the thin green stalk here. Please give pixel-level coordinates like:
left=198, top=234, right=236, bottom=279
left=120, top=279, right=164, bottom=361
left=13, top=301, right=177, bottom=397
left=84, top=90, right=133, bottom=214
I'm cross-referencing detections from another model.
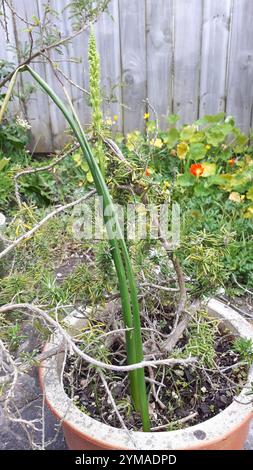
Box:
left=23, top=66, right=150, bottom=431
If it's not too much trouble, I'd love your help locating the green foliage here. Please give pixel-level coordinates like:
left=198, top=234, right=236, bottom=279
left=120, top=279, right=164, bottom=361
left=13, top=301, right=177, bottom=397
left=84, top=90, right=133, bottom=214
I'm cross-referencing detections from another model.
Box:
left=0, top=120, right=29, bottom=153
left=66, top=0, right=110, bottom=30
left=183, top=312, right=218, bottom=368
left=116, top=113, right=253, bottom=293
left=179, top=230, right=232, bottom=294
left=95, top=241, right=114, bottom=279
left=78, top=320, right=111, bottom=363
left=6, top=322, right=28, bottom=352
left=232, top=338, right=253, bottom=363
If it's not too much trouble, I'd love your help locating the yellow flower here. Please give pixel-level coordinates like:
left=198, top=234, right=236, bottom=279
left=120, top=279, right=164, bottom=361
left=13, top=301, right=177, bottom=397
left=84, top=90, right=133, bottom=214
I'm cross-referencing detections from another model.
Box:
left=144, top=112, right=150, bottom=120
left=113, top=115, right=118, bottom=122
left=105, top=118, right=112, bottom=126
left=177, top=142, right=189, bottom=160
left=150, top=138, right=163, bottom=148
left=229, top=192, right=244, bottom=203
left=205, top=145, right=211, bottom=150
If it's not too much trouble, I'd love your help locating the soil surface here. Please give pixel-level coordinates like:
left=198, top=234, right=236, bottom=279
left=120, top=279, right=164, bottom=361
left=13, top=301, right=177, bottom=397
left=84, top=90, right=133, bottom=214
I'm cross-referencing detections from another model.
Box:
left=64, top=309, right=251, bottom=432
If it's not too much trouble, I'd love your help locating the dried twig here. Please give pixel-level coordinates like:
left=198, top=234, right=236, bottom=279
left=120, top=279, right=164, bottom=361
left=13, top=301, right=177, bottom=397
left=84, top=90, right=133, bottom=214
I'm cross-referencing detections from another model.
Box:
left=161, top=312, right=190, bottom=353
left=140, top=282, right=179, bottom=293
left=0, top=303, right=197, bottom=372
left=0, top=189, right=96, bottom=260
left=103, top=138, right=133, bottom=170
left=99, top=371, right=139, bottom=449
left=232, top=274, right=253, bottom=297
left=150, top=412, right=198, bottom=431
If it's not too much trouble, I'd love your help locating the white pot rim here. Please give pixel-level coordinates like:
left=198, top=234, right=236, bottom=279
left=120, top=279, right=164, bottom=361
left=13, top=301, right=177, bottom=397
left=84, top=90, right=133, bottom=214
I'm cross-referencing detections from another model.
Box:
left=40, top=298, right=253, bottom=450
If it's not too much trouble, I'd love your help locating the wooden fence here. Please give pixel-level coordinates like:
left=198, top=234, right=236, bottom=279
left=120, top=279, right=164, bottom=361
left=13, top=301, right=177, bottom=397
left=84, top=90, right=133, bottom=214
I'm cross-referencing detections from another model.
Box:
left=1, top=0, right=253, bottom=152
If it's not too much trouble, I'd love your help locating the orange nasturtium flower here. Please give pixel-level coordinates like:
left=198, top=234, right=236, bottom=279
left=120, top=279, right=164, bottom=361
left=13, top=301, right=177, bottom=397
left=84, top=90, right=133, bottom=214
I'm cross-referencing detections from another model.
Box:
left=145, top=167, right=151, bottom=177
left=190, top=163, right=204, bottom=177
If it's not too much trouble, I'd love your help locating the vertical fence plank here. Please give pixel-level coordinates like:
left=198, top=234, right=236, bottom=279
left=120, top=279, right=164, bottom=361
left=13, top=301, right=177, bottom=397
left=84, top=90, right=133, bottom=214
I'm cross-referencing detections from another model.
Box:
left=173, top=0, right=203, bottom=125
left=35, top=0, right=88, bottom=151
left=226, top=0, right=253, bottom=133
left=199, top=0, right=232, bottom=117
left=35, top=0, right=67, bottom=152
left=146, top=0, right=174, bottom=128
left=9, top=0, right=54, bottom=152
left=119, top=0, right=147, bottom=133
left=59, top=0, right=91, bottom=136
left=95, top=0, right=122, bottom=132
left=7, top=0, right=54, bottom=152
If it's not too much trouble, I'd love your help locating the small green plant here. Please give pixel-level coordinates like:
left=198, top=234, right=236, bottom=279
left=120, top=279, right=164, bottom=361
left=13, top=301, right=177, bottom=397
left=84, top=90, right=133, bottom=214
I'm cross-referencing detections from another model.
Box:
left=232, top=338, right=253, bottom=363
left=78, top=320, right=111, bottom=363
left=7, top=322, right=27, bottom=351
left=183, top=312, right=218, bottom=368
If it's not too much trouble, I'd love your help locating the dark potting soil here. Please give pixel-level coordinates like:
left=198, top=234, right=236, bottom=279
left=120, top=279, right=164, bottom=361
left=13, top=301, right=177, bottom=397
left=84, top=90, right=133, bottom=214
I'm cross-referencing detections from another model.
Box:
left=63, top=312, right=249, bottom=432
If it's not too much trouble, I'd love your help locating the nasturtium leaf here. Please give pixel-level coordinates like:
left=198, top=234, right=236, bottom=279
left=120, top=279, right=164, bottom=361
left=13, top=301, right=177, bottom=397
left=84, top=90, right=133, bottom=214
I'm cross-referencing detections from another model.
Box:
left=168, top=114, right=180, bottom=125
left=209, top=174, right=232, bottom=188
left=206, top=127, right=226, bottom=146
left=189, top=131, right=205, bottom=143
left=202, top=112, right=225, bottom=123
left=166, top=128, right=179, bottom=148
left=219, top=123, right=234, bottom=136
left=233, top=132, right=248, bottom=152
left=180, top=125, right=196, bottom=141
left=176, top=173, right=194, bottom=187
left=189, top=143, right=207, bottom=161
left=201, top=162, right=217, bottom=177
left=177, top=142, right=189, bottom=160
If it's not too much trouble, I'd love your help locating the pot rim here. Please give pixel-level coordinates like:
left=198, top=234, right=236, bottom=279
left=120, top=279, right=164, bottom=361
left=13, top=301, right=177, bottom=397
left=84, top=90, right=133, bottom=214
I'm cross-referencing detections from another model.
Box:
left=39, top=298, right=253, bottom=450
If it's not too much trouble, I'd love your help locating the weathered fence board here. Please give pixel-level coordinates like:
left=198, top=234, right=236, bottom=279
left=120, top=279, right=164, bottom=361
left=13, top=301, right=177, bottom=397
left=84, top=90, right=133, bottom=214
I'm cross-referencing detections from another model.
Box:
left=226, top=0, right=253, bottom=133
left=119, top=0, right=147, bottom=134
left=173, top=0, right=203, bottom=125
left=1, top=0, right=253, bottom=151
left=146, top=0, right=174, bottom=128
left=199, top=0, right=232, bottom=117
left=95, top=1, right=122, bottom=129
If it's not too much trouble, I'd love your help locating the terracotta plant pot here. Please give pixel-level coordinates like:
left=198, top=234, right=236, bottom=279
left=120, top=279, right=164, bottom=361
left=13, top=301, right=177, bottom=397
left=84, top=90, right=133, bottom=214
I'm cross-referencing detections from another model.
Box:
left=39, top=299, right=253, bottom=450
